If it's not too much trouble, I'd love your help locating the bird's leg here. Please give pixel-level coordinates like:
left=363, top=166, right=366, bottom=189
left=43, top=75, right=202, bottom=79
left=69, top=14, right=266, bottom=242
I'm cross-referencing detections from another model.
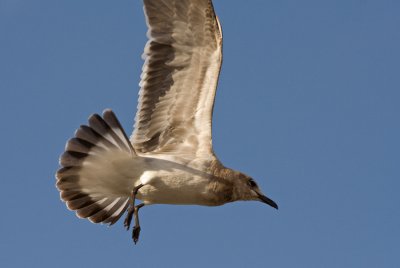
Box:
left=132, top=203, right=145, bottom=244
left=124, top=184, right=144, bottom=231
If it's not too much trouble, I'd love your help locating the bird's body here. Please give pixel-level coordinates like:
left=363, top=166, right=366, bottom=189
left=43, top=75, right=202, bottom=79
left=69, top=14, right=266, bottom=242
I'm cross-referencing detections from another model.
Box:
left=56, top=0, right=277, bottom=244
left=137, top=158, right=230, bottom=206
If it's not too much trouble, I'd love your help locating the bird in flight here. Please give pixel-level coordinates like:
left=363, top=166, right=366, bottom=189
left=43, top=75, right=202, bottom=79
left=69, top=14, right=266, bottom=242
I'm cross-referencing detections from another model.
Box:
left=56, top=0, right=278, bottom=244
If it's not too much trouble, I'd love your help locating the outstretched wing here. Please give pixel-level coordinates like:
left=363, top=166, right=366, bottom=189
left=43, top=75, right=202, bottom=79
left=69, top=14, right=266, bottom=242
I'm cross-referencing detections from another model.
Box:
left=131, top=0, right=223, bottom=160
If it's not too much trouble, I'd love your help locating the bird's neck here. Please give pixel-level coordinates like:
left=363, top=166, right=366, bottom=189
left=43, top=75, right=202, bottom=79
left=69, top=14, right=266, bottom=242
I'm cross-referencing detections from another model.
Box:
left=203, top=161, right=241, bottom=205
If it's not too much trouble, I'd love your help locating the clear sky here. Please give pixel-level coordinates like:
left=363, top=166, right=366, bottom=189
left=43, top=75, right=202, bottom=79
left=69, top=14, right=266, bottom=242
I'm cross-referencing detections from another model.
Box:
left=1, top=0, right=399, bottom=267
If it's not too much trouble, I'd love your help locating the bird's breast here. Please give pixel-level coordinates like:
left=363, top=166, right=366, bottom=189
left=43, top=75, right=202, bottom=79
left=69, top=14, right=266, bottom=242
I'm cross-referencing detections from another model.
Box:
left=136, top=170, right=225, bottom=206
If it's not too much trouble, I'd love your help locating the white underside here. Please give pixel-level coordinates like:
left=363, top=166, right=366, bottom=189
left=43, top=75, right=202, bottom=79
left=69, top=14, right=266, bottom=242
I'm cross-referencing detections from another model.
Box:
left=137, top=168, right=211, bottom=205
left=137, top=156, right=214, bottom=205
left=78, top=149, right=214, bottom=206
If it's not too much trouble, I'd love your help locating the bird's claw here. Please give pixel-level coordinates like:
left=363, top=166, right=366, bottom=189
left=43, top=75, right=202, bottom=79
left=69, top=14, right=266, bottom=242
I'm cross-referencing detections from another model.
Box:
left=132, top=226, right=141, bottom=244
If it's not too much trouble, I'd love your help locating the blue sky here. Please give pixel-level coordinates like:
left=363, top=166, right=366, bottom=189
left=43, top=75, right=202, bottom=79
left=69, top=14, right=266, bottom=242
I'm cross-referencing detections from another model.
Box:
left=1, top=0, right=399, bottom=267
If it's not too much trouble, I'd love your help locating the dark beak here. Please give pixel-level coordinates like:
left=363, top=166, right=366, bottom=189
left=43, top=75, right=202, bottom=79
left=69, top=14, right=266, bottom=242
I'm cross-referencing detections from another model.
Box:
left=258, top=194, right=278, bottom=209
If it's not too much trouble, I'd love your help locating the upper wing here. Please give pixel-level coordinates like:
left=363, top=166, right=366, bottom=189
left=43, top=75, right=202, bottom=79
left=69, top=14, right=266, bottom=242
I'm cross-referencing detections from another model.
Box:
left=131, top=0, right=223, bottom=160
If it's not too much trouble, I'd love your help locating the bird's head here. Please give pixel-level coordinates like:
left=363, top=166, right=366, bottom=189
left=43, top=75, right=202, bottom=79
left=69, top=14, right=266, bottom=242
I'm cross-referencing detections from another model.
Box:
left=232, top=172, right=278, bottom=209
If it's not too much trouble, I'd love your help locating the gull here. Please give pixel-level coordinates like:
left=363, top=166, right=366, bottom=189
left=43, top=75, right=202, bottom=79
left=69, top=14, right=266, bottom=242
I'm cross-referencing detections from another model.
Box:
left=56, top=0, right=278, bottom=244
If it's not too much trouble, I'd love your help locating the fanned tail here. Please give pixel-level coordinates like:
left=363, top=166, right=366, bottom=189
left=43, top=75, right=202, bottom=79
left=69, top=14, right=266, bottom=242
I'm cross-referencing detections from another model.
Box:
left=56, top=109, right=139, bottom=225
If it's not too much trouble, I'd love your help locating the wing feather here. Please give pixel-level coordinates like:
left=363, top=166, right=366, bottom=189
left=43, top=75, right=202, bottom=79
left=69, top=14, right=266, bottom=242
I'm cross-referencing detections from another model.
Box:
left=131, top=0, right=222, bottom=160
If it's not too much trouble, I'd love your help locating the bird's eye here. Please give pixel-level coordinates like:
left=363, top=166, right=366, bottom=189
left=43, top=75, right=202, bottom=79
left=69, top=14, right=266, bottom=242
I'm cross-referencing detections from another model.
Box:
left=248, top=179, right=257, bottom=188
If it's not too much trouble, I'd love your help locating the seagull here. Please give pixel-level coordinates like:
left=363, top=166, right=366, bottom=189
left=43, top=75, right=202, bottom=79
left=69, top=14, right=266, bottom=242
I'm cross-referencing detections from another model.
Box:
left=56, top=0, right=278, bottom=244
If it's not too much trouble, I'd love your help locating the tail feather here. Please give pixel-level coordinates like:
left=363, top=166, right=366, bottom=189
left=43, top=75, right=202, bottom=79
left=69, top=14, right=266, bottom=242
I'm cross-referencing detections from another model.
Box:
left=65, top=137, right=96, bottom=154
left=88, top=113, right=133, bottom=152
left=76, top=201, right=105, bottom=219
left=102, top=198, right=130, bottom=225
left=75, top=125, right=105, bottom=148
left=67, top=196, right=93, bottom=210
left=56, top=109, right=137, bottom=225
left=60, top=190, right=86, bottom=201
left=60, top=151, right=87, bottom=167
